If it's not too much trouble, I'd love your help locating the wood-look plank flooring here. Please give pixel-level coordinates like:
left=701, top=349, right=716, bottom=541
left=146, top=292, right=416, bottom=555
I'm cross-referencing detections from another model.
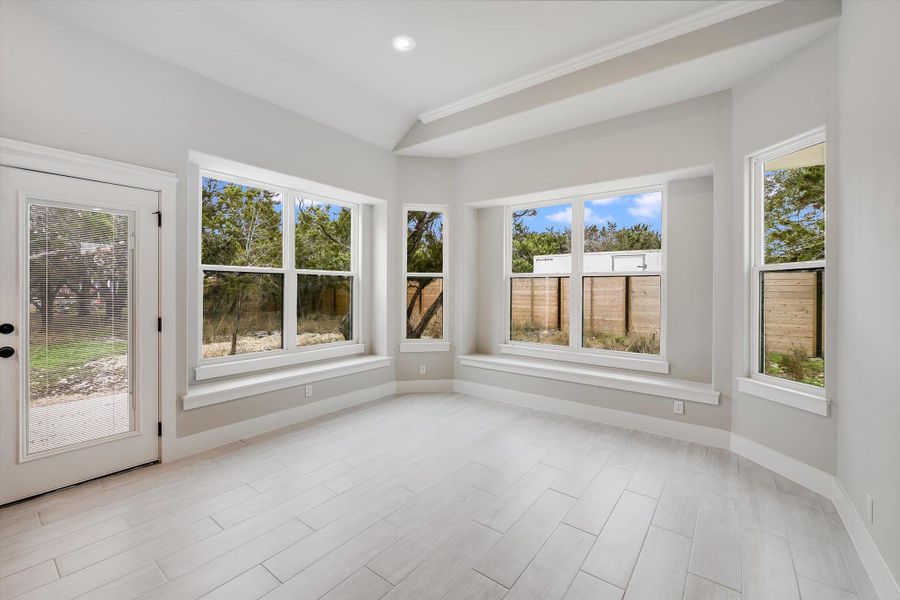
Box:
left=0, top=393, right=879, bottom=600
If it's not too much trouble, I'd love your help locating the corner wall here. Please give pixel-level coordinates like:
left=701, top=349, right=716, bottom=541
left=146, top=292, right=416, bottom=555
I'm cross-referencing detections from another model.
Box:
left=395, top=157, right=457, bottom=382
left=835, top=0, right=900, bottom=584
left=730, top=30, right=839, bottom=474
left=456, top=93, right=733, bottom=431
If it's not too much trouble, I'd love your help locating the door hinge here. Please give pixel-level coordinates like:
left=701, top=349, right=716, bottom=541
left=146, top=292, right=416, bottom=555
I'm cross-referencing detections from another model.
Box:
left=157, top=317, right=162, bottom=332
left=153, top=211, right=162, bottom=227
left=158, top=422, right=162, bottom=437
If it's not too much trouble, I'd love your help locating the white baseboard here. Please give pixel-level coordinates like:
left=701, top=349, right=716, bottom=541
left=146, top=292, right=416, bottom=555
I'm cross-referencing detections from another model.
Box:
left=453, top=380, right=731, bottom=449
left=729, top=433, right=834, bottom=497
left=831, top=478, right=900, bottom=600
left=455, top=379, right=898, bottom=599
left=166, top=377, right=898, bottom=599
left=395, top=379, right=455, bottom=393
left=171, top=382, right=397, bottom=460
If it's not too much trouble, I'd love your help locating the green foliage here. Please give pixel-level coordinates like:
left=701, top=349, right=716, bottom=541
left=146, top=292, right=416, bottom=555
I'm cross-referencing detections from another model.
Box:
left=584, top=222, right=661, bottom=253
left=405, top=212, right=445, bottom=338
left=583, top=330, right=659, bottom=354
left=764, top=165, right=825, bottom=263
left=407, top=211, right=443, bottom=273
left=29, top=205, right=129, bottom=331
left=510, top=322, right=569, bottom=346
left=296, top=200, right=352, bottom=271
left=511, top=209, right=571, bottom=273
left=764, top=347, right=824, bottom=387
left=202, top=178, right=282, bottom=268
left=202, top=272, right=283, bottom=356
left=30, top=339, right=127, bottom=373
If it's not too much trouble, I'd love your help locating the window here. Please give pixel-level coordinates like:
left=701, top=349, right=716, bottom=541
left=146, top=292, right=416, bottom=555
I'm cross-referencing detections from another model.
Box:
left=403, top=207, right=446, bottom=342
left=751, top=134, right=825, bottom=389
left=200, top=172, right=358, bottom=364
left=506, top=189, right=664, bottom=358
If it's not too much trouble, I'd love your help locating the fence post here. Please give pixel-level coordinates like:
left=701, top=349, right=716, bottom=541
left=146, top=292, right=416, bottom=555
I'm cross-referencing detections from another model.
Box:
left=624, top=276, right=631, bottom=335
left=556, top=278, right=562, bottom=330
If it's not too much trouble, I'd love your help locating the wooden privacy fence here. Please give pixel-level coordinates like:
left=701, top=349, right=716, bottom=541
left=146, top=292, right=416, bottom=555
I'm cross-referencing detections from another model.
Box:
left=510, top=271, right=821, bottom=357
left=762, top=270, right=822, bottom=356
left=511, top=276, right=661, bottom=336
left=583, top=276, right=660, bottom=336
left=311, top=284, right=351, bottom=316
left=511, top=277, right=571, bottom=332
left=406, top=277, right=444, bottom=329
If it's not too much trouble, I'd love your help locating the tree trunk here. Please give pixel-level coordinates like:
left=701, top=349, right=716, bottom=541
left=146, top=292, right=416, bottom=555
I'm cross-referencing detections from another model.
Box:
left=230, top=291, right=244, bottom=355
left=410, top=291, right=442, bottom=338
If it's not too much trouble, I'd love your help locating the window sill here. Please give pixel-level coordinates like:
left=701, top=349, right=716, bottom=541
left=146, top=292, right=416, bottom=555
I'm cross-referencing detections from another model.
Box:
left=399, top=341, right=451, bottom=353
left=194, top=343, right=365, bottom=381
left=736, top=376, right=829, bottom=416
left=499, top=344, right=669, bottom=374
left=183, top=355, right=392, bottom=410
left=459, top=354, right=718, bottom=405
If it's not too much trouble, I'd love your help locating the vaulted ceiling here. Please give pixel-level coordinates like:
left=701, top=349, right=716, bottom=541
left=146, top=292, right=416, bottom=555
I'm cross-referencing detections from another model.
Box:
left=23, top=0, right=839, bottom=157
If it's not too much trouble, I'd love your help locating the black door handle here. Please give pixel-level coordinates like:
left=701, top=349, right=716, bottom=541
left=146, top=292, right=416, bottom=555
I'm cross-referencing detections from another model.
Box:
left=0, top=347, right=14, bottom=358
left=0, top=324, right=13, bottom=334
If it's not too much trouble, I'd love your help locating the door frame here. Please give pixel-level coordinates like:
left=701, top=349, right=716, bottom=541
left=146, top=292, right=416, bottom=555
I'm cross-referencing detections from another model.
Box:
left=0, top=138, right=179, bottom=463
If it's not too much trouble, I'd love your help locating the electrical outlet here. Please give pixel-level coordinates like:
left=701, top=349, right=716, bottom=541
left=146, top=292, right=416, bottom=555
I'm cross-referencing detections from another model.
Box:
left=305, top=384, right=312, bottom=398
left=867, top=494, right=874, bottom=524
left=673, top=400, right=684, bottom=415
left=419, top=364, right=427, bottom=375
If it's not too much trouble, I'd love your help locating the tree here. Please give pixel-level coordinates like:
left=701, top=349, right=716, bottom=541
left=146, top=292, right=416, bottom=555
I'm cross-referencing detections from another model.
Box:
left=201, top=178, right=282, bottom=267
left=295, top=200, right=353, bottom=339
left=511, top=209, right=570, bottom=273
left=295, top=200, right=351, bottom=271
left=29, top=205, right=127, bottom=336
left=406, top=211, right=444, bottom=338
left=763, top=165, right=825, bottom=263
left=202, top=179, right=283, bottom=354
left=584, top=222, right=661, bottom=253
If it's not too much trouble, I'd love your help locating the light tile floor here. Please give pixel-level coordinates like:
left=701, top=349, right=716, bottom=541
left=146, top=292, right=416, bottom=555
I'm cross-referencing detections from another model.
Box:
left=0, top=393, right=879, bottom=600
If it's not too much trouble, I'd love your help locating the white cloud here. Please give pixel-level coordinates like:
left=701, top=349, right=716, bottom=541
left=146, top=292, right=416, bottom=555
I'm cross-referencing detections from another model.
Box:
left=584, top=206, right=612, bottom=225
left=589, top=196, right=619, bottom=206
left=627, top=192, right=662, bottom=220
left=546, top=207, right=572, bottom=223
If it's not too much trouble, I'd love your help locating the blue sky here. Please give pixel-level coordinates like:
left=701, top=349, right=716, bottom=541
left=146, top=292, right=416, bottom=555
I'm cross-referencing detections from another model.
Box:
left=520, top=191, right=662, bottom=234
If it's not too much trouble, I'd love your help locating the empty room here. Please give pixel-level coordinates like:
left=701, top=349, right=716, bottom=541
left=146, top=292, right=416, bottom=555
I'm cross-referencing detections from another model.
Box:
left=1, top=0, right=898, bottom=598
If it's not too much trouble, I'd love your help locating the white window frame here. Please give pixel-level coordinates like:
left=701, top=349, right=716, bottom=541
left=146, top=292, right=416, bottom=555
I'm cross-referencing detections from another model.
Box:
left=501, top=186, right=669, bottom=374
left=400, top=204, right=449, bottom=352
left=193, top=168, right=363, bottom=381
left=745, top=129, right=827, bottom=403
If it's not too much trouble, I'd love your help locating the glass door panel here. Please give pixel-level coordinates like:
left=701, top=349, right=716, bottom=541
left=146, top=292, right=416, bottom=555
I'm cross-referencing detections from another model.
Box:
left=26, top=203, right=133, bottom=455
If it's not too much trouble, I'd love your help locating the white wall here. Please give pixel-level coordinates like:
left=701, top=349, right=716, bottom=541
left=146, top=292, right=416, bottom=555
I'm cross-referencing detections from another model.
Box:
left=730, top=30, right=839, bottom=473
left=835, top=0, right=900, bottom=583
left=395, top=157, right=457, bottom=381
left=0, top=3, right=399, bottom=438
left=456, top=93, right=731, bottom=430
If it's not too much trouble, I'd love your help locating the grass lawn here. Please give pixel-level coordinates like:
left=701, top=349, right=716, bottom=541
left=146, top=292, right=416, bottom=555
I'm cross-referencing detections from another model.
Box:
left=764, top=351, right=824, bottom=387
left=30, top=339, right=127, bottom=373
left=583, top=330, right=659, bottom=355
left=510, top=324, right=569, bottom=346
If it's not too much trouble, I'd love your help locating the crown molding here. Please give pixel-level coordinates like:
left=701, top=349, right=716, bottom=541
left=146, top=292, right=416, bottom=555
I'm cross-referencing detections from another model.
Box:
left=417, top=0, right=781, bottom=125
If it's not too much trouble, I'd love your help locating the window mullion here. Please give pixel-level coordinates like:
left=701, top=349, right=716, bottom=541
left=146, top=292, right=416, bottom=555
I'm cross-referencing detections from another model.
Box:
left=570, top=199, right=584, bottom=350
left=283, top=194, right=297, bottom=350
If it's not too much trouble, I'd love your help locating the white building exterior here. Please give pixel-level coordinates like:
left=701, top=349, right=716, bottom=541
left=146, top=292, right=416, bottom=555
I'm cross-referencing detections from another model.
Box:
left=533, top=249, right=661, bottom=274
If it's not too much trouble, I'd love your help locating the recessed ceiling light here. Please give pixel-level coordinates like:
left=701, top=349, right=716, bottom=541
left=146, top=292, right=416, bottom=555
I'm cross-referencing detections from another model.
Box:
left=392, top=35, right=416, bottom=52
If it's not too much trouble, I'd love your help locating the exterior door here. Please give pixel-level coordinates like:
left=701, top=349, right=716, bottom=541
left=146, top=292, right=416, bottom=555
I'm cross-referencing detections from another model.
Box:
left=0, top=166, right=159, bottom=504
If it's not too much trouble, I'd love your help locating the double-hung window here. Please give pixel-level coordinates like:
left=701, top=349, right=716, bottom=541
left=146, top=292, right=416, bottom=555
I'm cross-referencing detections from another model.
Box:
left=198, top=171, right=359, bottom=375
left=750, top=132, right=826, bottom=390
left=505, top=189, right=665, bottom=368
left=403, top=207, right=447, bottom=346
